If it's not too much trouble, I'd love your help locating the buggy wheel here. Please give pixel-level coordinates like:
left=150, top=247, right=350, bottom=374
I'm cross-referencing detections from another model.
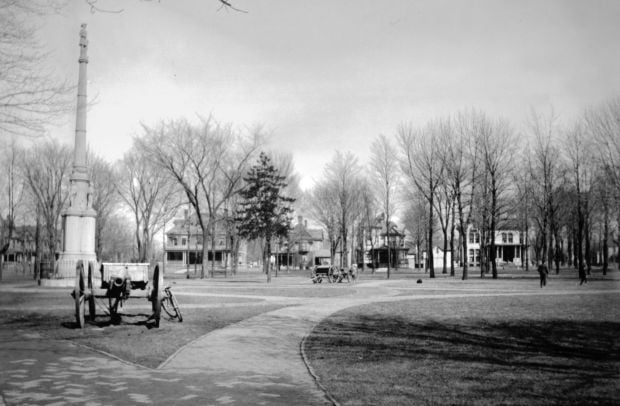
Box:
left=74, top=261, right=86, bottom=328
left=151, top=264, right=162, bottom=327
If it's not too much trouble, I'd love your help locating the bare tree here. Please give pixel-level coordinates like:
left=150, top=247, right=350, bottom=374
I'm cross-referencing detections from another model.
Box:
left=355, top=179, right=379, bottom=272
left=402, top=191, right=428, bottom=271
left=117, top=143, right=182, bottom=264
left=585, top=97, right=620, bottom=195
left=138, top=117, right=261, bottom=278
left=308, top=180, right=340, bottom=266
left=585, top=97, right=620, bottom=271
left=448, top=112, right=480, bottom=280
left=84, top=0, right=248, bottom=14
left=369, top=135, right=399, bottom=278
left=526, top=109, right=565, bottom=273
left=323, top=151, right=363, bottom=269
left=398, top=122, right=444, bottom=278
left=0, top=140, right=26, bottom=281
left=475, top=116, right=516, bottom=279
left=21, top=140, right=72, bottom=276
left=564, top=123, right=596, bottom=275
left=433, top=120, right=456, bottom=275
left=0, top=1, right=72, bottom=140
left=87, top=153, right=121, bottom=260
left=99, top=213, right=136, bottom=262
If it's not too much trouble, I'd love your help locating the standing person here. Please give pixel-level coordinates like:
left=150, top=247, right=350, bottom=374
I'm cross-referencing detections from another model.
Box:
left=349, top=264, right=357, bottom=282
left=537, top=261, right=548, bottom=288
left=579, top=263, right=588, bottom=285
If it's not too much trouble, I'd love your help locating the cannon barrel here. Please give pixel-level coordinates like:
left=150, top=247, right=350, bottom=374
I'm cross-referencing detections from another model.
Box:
left=108, top=277, right=126, bottom=297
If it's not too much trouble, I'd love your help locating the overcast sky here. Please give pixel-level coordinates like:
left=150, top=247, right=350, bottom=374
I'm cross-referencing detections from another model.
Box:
left=40, top=0, right=620, bottom=190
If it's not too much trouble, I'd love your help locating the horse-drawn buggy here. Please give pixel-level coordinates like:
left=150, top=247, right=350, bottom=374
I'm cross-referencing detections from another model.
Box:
left=71, top=260, right=182, bottom=328
left=311, top=264, right=356, bottom=283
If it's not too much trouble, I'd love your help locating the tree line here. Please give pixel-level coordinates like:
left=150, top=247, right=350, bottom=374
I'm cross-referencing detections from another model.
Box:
left=1, top=102, right=618, bottom=282
left=303, top=101, right=619, bottom=280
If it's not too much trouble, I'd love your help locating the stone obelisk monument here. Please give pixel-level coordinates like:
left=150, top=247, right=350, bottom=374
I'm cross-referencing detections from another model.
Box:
left=56, top=24, right=97, bottom=281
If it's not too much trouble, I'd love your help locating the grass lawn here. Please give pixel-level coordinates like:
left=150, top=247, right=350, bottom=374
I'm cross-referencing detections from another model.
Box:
left=304, top=291, right=620, bottom=405
left=0, top=283, right=285, bottom=369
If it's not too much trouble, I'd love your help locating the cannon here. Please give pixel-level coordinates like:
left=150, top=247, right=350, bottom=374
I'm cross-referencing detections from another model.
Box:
left=71, top=260, right=178, bottom=328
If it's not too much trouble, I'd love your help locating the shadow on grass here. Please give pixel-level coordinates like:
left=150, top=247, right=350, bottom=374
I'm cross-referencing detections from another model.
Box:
left=58, top=312, right=158, bottom=330
left=339, top=316, right=619, bottom=366
left=307, top=316, right=620, bottom=405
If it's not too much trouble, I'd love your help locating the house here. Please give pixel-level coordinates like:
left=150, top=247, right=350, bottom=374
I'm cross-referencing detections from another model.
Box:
left=164, top=211, right=246, bottom=268
left=1, top=226, right=36, bottom=264
left=273, top=216, right=326, bottom=269
left=356, top=216, right=409, bottom=268
left=407, top=245, right=452, bottom=269
left=466, top=224, right=528, bottom=267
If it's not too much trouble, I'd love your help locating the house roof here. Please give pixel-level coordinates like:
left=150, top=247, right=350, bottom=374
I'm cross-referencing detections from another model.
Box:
left=289, top=219, right=323, bottom=242
left=379, top=221, right=405, bottom=237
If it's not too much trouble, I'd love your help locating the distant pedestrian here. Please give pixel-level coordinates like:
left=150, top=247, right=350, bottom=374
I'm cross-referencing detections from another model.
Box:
left=579, top=263, right=587, bottom=285
left=349, top=264, right=357, bottom=282
left=537, top=261, right=548, bottom=288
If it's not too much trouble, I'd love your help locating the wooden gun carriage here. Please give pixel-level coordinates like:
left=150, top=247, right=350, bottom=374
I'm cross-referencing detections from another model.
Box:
left=71, top=260, right=178, bottom=328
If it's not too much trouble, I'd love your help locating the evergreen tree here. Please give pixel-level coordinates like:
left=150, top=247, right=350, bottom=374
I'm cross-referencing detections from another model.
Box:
left=237, top=152, right=295, bottom=282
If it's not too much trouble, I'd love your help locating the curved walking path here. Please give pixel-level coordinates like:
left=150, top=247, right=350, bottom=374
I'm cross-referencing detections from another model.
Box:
left=1, top=277, right=617, bottom=405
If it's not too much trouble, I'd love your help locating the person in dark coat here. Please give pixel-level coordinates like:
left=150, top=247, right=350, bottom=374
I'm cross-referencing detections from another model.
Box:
left=579, top=263, right=588, bottom=285
left=537, top=261, right=549, bottom=288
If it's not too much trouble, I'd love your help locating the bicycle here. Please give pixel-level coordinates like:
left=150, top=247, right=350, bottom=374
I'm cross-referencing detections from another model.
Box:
left=161, top=285, right=183, bottom=322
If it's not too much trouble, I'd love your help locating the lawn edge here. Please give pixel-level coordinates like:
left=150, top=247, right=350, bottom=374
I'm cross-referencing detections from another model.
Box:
left=300, top=332, right=340, bottom=406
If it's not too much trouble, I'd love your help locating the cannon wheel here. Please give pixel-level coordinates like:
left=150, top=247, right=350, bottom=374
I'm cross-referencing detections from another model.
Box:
left=151, top=264, right=162, bottom=328
left=74, top=261, right=86, bottom=328
left=87, top=262, right=96, bottom=321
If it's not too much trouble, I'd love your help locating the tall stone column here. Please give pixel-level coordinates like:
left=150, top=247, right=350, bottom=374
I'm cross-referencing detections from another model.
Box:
left=54, top=24, right=97, bottom=282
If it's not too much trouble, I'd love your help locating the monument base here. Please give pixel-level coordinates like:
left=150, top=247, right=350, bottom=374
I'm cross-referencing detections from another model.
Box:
left=39, top=278, right=76, bottom=288
left=56, top=253, right=98, bottom=279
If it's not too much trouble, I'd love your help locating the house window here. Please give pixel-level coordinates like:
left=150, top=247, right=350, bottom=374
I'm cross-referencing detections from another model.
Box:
left=502, top=233, right=507, bottom=243
left=475, top=249, right=480, bottom=263
left=172, top=238, right=178, bottom=246
left=182, top=238, right=187, bottom=246
left=167, top=251, right=182, bottom=261
left=508, top=233, right=513, bottom=243
left=468, top=249, right=474, bottom=263
left=469, top=231, right=479, bottom=244
left=519, top=233, right=523, bottom=243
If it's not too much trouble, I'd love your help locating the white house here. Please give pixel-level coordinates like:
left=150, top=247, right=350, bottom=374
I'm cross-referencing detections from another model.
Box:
left=466, top=224, right=528, bottom=267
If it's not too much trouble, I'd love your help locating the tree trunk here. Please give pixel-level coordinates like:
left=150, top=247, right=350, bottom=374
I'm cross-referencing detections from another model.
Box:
left=211, top=220, right=216, bottom=278
left=428, top=194, right=435, bottom=278
left=584, top=198, right=591, bottom=275
left=450, top=202, right=455, bottom=277
left=602, top=201, right=609, bottom=275
left=386, top=217, right=390, bottom=279
left=201, top=227, right=209, bottom=279
left=553, top=227, right=561, bottom=274
left=490, top=180, right=498, bottom=279
left=458, top=191, right=468, bottom=280
left=525, top=227, right=530, bottom=272
left=264, top=237, right=271, bottom=283
left=567, top=229, right=573, bottom=267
